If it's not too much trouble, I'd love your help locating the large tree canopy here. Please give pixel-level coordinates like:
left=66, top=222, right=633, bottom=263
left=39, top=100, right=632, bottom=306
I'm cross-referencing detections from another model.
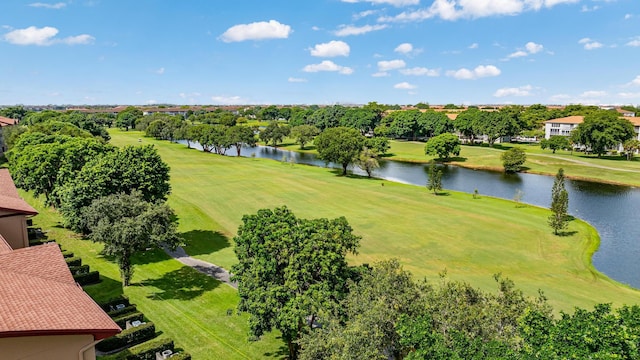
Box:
left=571, top=110, right=635, bottom=157
left=315, top=126, right=365, bottom=175
left=232, top=206, right=360, bottom=360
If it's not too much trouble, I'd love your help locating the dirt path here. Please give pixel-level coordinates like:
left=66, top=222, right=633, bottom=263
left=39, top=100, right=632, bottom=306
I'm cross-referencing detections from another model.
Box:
left=164, top=246, right=237, bottom=289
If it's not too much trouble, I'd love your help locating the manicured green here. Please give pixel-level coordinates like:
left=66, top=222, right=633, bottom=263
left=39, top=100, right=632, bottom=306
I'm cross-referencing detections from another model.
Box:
left=21, top=192, right=283, bottom=360
left=384, top=140, right=640, bottom=186
left=108, top=129, right=640, bottom=312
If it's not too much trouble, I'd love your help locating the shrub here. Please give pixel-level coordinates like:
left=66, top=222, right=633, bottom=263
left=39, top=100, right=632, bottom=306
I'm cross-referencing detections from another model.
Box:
left=167, top=353, right=191, bottom=360
left=113, top=312, right=145, bottom=329
left=107, top=305, right=137, bottom=318
left=68, top=265, right=90, bottom=275
left=125, top=337, right=174, bottom=360
left=501, top=147, right=526, bottom=173
left=95, top=322, right=156, bottom=352
left=73, top=271, right=100, bottom=285
left=65, top=256, right=82, bottom=267
left=100, top=296, right=131, bottom=312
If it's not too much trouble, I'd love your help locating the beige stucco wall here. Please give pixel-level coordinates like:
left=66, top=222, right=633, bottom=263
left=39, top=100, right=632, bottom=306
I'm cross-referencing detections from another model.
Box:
left=0, top=334, right=97, bottom=360
left=0, top=210, right=29, bottom=250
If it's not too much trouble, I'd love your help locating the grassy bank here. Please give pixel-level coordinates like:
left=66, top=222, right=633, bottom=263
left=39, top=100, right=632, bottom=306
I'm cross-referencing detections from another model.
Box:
left=280, top=139, right=640, bottom=187
left=109, top=129, right=640, bottom=312
left=21, top=192, right=284, bottom=360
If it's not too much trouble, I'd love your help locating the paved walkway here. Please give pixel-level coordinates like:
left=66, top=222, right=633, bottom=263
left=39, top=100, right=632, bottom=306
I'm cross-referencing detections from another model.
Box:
left=164, top=246, right=237, bottom=289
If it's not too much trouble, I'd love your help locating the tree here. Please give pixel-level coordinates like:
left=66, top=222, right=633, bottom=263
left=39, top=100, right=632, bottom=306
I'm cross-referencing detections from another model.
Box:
left=623, top=139, right=640, bottom=160
left=570, top=110, right=635, bottom=157
left=540, top=136, right=571, bottom=153
left=426, top=161, right=443, bottom=195
left=425, top=133, right=461, bottom=161
left=232, top=207, right=360, bottom=360
left=365, top=136, right=390, bottom=155
left=501, top=147, right=526, bottom=173
left=59, top=145, right=171, bottom=232
left=299, top=260, right=426, bottom=360
left=116, top=106, right=143, bottom=130
left=548, top=168, right=569, bottom=235
left=290, top=124, right=320, bottom=149
left=227, top=125, right=256, bottom=156
left=82, top=192, right=180, bottom=286
left=356, top=147, right=379, bottom=178
left=259, top=121, right=290, bottom=146
left=315, top=127, right=365, bottom=175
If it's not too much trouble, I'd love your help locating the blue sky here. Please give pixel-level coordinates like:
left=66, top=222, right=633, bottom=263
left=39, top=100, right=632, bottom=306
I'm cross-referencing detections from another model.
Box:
left=1, top=0, right=639, bottom=106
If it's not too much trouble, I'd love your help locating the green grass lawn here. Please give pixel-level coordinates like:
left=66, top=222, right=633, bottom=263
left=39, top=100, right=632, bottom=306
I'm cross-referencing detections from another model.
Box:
left=281, top=138, right=640, bottom=186
left=109, top=129, right=640, bottom=312
left=21, top=192, right=284, bottom=360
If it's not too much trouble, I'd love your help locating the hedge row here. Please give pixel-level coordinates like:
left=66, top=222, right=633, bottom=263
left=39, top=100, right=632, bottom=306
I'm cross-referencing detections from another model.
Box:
left=73, top=270, right=100, bottom=285
left=124, top=337, right=174, bottom=360
left=65, top=256, right=82, bottom=267
left=166, top=352, right=191, bottom=360
left=113, top=312, right=145, bottom=329
left=96, top=322, right=156, bottom=353
left=100, top=296, right=131, bottom=312
left=68, top=264, right=90, bottom=275
left=107, top=305, right=137, bottom=318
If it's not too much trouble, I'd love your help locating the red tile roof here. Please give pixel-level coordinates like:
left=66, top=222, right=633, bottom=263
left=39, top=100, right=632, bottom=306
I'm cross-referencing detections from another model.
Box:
left=544, top=116, right=584, bottom=124
left=623, top=117, right=640, bottom=126
left=0, top=169, right=38, bottom=216
left=0, top=116, right=17, bottom=126
left=0, top=243, right=120, bottom=339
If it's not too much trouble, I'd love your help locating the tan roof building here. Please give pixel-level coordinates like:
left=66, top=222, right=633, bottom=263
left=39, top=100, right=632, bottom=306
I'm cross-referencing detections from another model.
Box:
left=0, top=239, right=120, bottom=359
left=0, top=169, right=38, bottom=250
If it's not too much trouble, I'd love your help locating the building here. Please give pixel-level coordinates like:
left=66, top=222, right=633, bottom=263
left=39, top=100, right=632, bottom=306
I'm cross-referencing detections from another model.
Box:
left=0, top=169, right=120, bottom=360
left=0, top=237, right=121, bottom=360
left=0, top=115, right=18, bottom=154
left=0, top=169, right=38, bottom=250
left=543, top=116, right=584, bottom=139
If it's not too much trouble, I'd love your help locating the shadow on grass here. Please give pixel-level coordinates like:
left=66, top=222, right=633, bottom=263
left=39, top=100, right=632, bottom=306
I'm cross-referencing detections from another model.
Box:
left=444, top=156, right=467, bottom=162
left=142, top=266, right=221, bottom=301
left=263, top=342, right=289, bottom=359
left=101, top=247, right=172, bottom=268
left=556, top=230, right=578, bottom=237
left=181, top=230, right=231, bottom=257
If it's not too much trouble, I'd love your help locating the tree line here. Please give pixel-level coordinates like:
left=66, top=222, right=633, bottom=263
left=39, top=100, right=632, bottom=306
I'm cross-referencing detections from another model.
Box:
left=5, top=116, right=179, bottom=286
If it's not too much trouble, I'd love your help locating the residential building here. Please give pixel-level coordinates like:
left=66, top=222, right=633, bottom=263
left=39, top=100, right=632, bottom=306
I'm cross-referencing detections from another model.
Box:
left=0, top=237, right=120, bottom=360
left=0, top=169, right=38, bottom=250
left=543, top=116, right=584, bottom=139
left=0, top=115, right=17, bottom=154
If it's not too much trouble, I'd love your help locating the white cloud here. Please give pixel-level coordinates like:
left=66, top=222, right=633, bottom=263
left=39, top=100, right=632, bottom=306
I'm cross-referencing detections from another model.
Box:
left=3, top=26, right=58, bottom=45
left=220, top=20, right=292, bottom=42
left=288, top=77, right=308, bottom=83
left=211, top=95, right=248, bottom=105
left=618, top=92, right=640, bottom=99
left=62, top=34, right=94, bottom=45
left=28, top=2, right=67, bottom=9
left=353, top=10, right=378, bottom=20
left=394, top=82, right=417, bottom=89
left=372, top=71, right=389, bottom=77
left=579, top=37, right=603, bottom=50
left=378, top=59, right=406, bottom=71
left=334, top=24, right=388, bottom=36
left=394, top=43, right=413, bottom=54
left=179, top=92, right=202, bottom=98
left=624, top=14, right=633, bottom=20
left=303, top=60, right=354, bottom=75
left=508, top=50, right=528, bottom=58
left=626, top=37, right=640, bottom=47
left=581, top=5, right=600, bottom=12
left=525, top=41, right=543, bottom=54
left=342, top=0, right=419, bottom=6
left=581, top=90, right=607, bottom=98
left=3, top=25, right=94, bottom=46
left=399, top=67, right=440, bottom=76
left=446, top=65, right=501, bottom=80
left=629, top=75, right=640, bottom=86
left=468, top=43, right=479, bottom=49
left=494, top=85, right=533, bottom=97
left=310, top=40, right=350, bottom=57
left=155, top=67, right=165, bottom=75
left=379, top=0, right=579, bottom=22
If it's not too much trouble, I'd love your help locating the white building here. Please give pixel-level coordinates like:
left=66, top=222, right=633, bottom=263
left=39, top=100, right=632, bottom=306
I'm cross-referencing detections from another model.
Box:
left=543, top=116, right=583, bottom=139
